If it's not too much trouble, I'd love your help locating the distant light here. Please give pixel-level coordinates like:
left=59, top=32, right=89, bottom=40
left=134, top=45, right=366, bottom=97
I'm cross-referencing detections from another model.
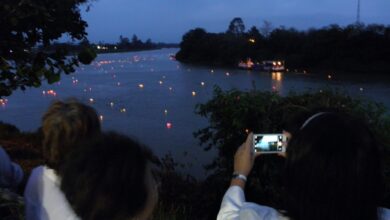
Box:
left=192, top=91, right=196, bottom=96
left=248, top=38, right=256, bottom=43
left=169, top=87, right=173, bottom=91
left=166, top=122, right=172, bottom=129
left=211, top=69, right=214, bottom=73
left=245, top=129, right=249, bottom=133
left=0, top=98, right=8, bottom=106
left=159, top=81, right=163, bottom=85
left=200, top=82, right=205, bottom=86
left=225, top=72, right=230, bottom=76
left=120, top=108, right=126, bottom=113
left=328, top=74, right=332, bottom=79
left=162, top=76, right=166, bottom=79
left=138, top=84, right=144, bottom=89
left=99, top=115, right=104, bottom=121
left=117, top=82, right=121, bottom=86
left=89, top=98, right=94, bottom=103
left=164, top=109, right=168, bottom=115
left=360, top=87, right=364, bottom=92
left=110, top=102, right=114, bottom=107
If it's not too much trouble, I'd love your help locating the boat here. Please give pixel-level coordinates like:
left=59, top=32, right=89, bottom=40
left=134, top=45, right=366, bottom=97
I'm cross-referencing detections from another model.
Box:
left=238, top=59, right=285, bottom=71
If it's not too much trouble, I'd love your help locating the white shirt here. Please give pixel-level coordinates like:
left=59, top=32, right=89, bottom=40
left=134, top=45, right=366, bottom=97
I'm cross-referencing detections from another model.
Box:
left=0, top=146, right=23, bottom=188
left=217, top=186, right=390, bottom=220
left=24, top=165, right=80, bottom=220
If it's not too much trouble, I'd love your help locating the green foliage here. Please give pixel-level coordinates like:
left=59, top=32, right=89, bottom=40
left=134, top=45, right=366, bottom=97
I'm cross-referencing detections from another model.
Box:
left=0, top=0, right=96, bottom=97
left=176, top=21, right=390, bottom=73
left=195, top=86, right=390, bottom=208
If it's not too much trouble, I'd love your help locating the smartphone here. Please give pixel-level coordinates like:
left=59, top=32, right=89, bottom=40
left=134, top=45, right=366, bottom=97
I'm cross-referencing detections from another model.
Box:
left=253, top=133, right=286, bottom=153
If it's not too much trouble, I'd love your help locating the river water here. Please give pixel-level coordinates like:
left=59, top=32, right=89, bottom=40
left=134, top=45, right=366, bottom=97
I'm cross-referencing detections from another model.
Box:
left=1, top=48, right=389, bottom=177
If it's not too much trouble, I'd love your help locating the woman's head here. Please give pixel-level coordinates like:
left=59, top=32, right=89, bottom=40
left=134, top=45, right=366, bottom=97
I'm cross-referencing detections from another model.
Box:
left=42, top=100, right=101, bottom=171
left=60, top=132, right=158, bottom=220
left=285, top=113, right=383, bottom=220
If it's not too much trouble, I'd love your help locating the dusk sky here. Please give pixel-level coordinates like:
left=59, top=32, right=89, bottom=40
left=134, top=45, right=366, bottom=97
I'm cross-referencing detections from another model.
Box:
left=81, top=0, right=390, bottom=43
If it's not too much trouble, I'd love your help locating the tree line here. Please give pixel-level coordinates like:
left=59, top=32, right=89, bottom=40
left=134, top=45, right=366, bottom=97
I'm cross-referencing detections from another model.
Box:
left=176, top=17, right=390, bottom=74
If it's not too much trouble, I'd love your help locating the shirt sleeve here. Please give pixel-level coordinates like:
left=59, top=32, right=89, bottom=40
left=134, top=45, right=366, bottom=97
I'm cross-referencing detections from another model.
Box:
left=217, top=186, right=246, bottom=220
left=0, top=147, right=24, bottom=188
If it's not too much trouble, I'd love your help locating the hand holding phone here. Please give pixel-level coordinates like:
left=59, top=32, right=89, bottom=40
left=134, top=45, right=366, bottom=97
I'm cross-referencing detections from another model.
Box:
left=253, top=133, right=286, bottom=154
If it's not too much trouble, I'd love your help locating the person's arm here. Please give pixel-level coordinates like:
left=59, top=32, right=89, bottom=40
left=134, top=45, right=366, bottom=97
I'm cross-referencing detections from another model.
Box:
left=217, top=133, right=260, bottom=220
left=0, top=147, right=24, bottom=188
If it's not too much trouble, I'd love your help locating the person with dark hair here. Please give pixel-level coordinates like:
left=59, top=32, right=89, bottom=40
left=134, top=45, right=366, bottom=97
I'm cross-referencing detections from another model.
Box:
left=217, top=113, right=390, bottom=220
left=60, top=132, right=158, bottom=220
left=24, top=100, right=101, bottom=220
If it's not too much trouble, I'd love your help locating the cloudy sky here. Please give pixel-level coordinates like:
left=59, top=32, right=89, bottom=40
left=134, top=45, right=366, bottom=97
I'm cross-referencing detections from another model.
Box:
left=81, top=0, right=390, bottom=43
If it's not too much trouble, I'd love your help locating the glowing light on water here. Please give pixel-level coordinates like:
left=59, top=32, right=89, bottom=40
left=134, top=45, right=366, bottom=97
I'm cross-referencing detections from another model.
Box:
left=225, top=72, right=230, bottom=76
left=89, top=98, right=95, bottom=103
left=110, top=102, right=115, bottom=107
left=117, top=82, right=121, bottom=86
left=166, top=122, right=172, bottom=129
left=211, top=69, right=214, bottom=73
left=192, top=91, right=197, bottom=96
left=46, top=90, right=57, bottom=96
left=159, top=81, right=163, bottom=85
left=164, top=109, right=168, bottom=115
left=99, top=115, right=104, bottom=121
left=120, top=108, right=126, bottom=113
left=328, top=74, right=332, bottom=79
left=200, top=82, right=205, bottom=86
left=169, top=87, right=173, bottom=91
left=360, top=87, right=364, bottom=92
left=138, top=84, right=144, bottom=89
left=245, top=129, right=249, bottom=134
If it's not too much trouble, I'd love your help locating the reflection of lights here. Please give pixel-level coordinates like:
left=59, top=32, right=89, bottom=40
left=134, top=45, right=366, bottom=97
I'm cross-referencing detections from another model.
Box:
left=138, top=84, right=144, bottom=89
left=201, top=82, right=205, bottom=86
left=192, top=91, right=196, bottom=96
left=120, top=108, right=126, bottom=113
left=166, top=122, right=172, bottom=129
left=169, top=87, right=173, bottom=91
left=159, top=81, right=163, bottom=85
left=225, top=72, right=230, bottom=76
left=272, top=72, right=282, bottom=81
left=110, top=102, right=115, bottom=107
left=99, top=115, right=104, bottom=121
left=164, top=109, right=168, bottom=115
left=117, top=82, right=121, bottom=86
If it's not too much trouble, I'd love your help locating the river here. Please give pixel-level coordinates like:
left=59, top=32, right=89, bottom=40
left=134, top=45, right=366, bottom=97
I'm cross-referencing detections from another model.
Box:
left=1, top=48, right=389, bottom=177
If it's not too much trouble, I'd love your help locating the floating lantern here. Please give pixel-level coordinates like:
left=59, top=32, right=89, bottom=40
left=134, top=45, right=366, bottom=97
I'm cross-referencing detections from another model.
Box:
left=0, top=98, right=8, bottom=106
left=166, top=122, right=172, bottom=129
left=117, top=82, right=121, bottom=86
left=360, top=87, right=364, bottom=92
left=159, top=81, right=163, bottom=85
left=110, top=102, right=114, bottom=107
left=138, top=84, right=144, bottom=89
left=99, top=115, right=104, bottom=121
left=120, top=108, right=126, bottom=113
left=169, top=87, right=173, bottom=91
left=89, top=98, right=94, bottom=103
left=211, top=69, right=214, bottom=73
left=225, top=72, right=230, bottom=76
left=192, top=91, right=196, bottom=96
left=245, top=129, right=249, bottom=134
left=328, top=74, right=332, bottom=79
left=200, top=82, right=205, bottom=86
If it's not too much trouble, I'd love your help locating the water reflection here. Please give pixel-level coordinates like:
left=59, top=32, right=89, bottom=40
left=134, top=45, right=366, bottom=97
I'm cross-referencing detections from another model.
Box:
left=271, top=72, right=283, bottom=92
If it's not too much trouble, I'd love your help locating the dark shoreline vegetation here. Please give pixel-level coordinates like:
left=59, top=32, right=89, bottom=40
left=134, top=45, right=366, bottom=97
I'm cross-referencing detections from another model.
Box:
left=176, top=18, right=390, bottom=75
left=1, top=88, right=390, bottom=219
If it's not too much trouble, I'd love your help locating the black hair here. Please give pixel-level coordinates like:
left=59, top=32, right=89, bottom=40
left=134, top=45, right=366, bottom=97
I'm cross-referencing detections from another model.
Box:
left=285, top=113, right=383, bottom=220
left=60, top=132, right=155, bottom=220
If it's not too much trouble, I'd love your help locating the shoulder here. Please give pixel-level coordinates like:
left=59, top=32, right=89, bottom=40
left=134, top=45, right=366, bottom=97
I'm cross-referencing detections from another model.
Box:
left=239, top=203, right=289, bottom=220
left=379, top=207, right=390, bottom=220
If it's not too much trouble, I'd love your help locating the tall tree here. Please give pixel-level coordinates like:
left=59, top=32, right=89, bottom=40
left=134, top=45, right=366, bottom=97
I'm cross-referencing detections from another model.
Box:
left=260, top=20, right=273, bottom=37
left=227, top=17, right=246, bottom=36
left=0, top=0, right=96, bottom=97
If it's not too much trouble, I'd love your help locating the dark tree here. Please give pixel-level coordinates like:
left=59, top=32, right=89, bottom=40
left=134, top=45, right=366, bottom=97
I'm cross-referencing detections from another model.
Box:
left=260, top=20, right=273, bottom=37
left=227, top=17, right=246, bottom=36
left=0, top=0, right=96, bottom=97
